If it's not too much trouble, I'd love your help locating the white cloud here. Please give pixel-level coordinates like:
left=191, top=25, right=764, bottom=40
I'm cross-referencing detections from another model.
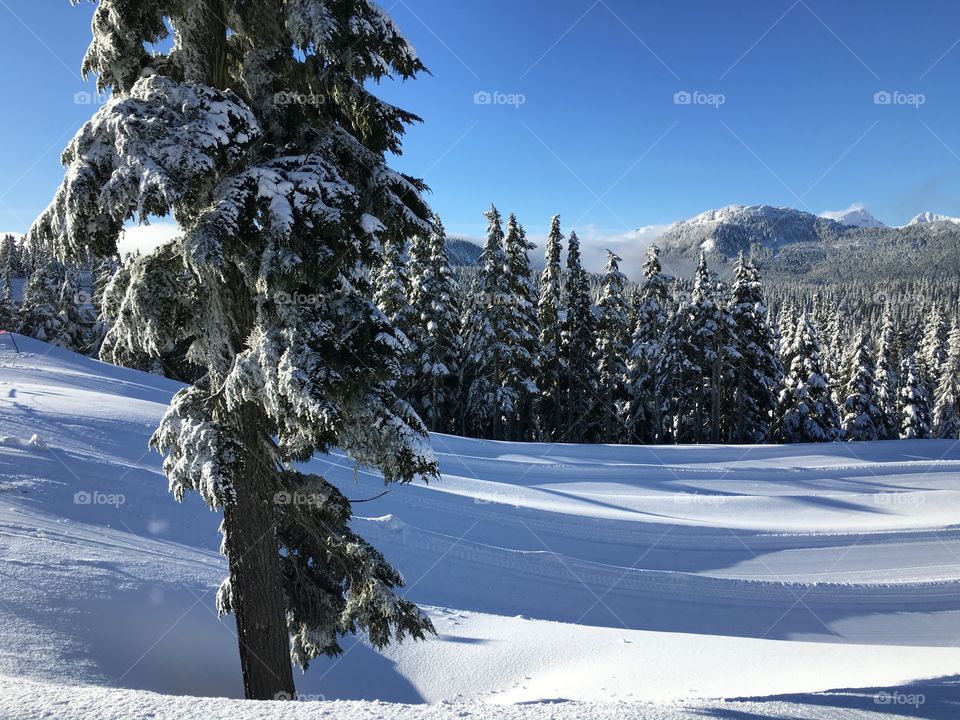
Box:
left=118, top=223, right=180, bottom=257
left=818, top=202, right=868, bottom=221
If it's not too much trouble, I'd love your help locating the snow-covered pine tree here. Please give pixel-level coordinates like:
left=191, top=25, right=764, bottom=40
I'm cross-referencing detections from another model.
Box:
left=407, top=214, right=461, bottom=432
left=31, top=1, right=438, bottom=700
left=840, top=335, right=884, bottom=441
left=594, top=250, right=630, bottom=443
left=919, top=308, right=948, bottom=396
left=50, top=267, right=88, bottom=351
left=374, top=235, right=416, bottom=395
left=88, top=255, right=122, bottom=355
left=561, top=230, right=599, bottom=442
left=727, top=254, right=781, bottom=443
left=933, top=319, right=960, bottom=439
left=503, top=214, right=540, bottom=440
left=678, top=253, right=725, bottom=444
left=0, top=235, right=23, bottom=281
left=460, top=206, right=514, bottom=438
left=17, top=254, right=65, bottom=344
left=899, top=353, right=932, bottom=439
left=874, top=306, right=899, bottom=439
left=0, top=274, right=16, bottom=331
left=776, top=314, right=842, bottom=443
left=535, top=215, right=565, bottom=440
left=625, top=244, right=671, bottom=443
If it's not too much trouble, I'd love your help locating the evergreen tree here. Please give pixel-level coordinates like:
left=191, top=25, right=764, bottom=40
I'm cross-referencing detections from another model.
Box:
left=727, top=254, right=781, bottom=443
left=625, top=244, right=671, bottom=443
left=899, top=353, right=931, bottom=439
left=919, top=308, right=948, bottom=395
left=17, top=255, right=64, bottom=344
left=374, top=235, right=416, bottom=395
left=502, top=214, right=540, bottom=440
left=0, top=274, right=16, bottom=330
left=0, top=235, right=23, bottom=280
left=933, top=320, right=960, bottom=439
left=50, top=267, right=88, bottom=351
left=777, top=314, right=842, bottom=443
left=89, top=255, right=122, bottom=355
left=407, top=214, right=461, bottom=432
left=560, top=230, right=599, bottom=442
left=840, top=335, right=884, bottom=441
left=535, top=215, right=565, bottom=440
left=594, top=251, right=630, bottom=443
left=874, top=306, right=899, bottom=439
left=460, top=206, right=514, bottom=439
left=31, top=1, right=437, bottom=699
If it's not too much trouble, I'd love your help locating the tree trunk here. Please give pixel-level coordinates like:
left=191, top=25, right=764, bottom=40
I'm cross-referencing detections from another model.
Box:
left=222, top=411, right=295, bottom=701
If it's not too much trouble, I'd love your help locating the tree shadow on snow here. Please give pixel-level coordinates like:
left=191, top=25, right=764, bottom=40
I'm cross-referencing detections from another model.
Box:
left=692, top=674, right=960, bottom=719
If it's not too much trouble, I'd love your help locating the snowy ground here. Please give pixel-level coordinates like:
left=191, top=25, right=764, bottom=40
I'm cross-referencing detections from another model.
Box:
left=0, top=334, right=958, bottom=719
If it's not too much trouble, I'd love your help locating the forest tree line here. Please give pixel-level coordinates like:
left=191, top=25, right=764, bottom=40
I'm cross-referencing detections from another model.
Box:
left=3, top=214, right=959, bottom=446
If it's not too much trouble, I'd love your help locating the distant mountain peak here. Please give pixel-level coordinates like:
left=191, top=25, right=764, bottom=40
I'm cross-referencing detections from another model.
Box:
left=907, top=211, right=960, bottom=226
left=819, top=205, right=886, bottom=229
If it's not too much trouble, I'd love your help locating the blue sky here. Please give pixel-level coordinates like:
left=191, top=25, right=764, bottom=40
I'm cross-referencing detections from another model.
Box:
left=3, top=0, right=960, bottom=257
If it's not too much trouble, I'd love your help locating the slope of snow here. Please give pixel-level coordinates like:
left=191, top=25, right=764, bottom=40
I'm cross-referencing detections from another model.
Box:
left=819, top=205, right=886, bottom=228
left=907, top=211, right=960, bottom=226
left=1, top=335, right=959, bottom=719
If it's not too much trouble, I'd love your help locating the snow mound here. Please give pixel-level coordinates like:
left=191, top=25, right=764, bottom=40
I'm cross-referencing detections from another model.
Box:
left=0, top=433, right=48, bottom=451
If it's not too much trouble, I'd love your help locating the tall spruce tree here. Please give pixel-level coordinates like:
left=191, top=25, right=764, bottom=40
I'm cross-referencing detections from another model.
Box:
left=776, top=314, right=842, bottom=443
left=727, top=254, right=781, bottom=443
left=899, top=353, right=932, bottom=439
left=874, top=306, right=899, bottom=439
left=536, top=215, right=565, bottom=440
left=460, top=206, right=514, bottom=438
left=561, top=230, right=599, bottom=442
left=594, top=250, right=630, bottom=443
left=933, top=320, right=960, bottom=439
left=17, top=255, right=65, bottom=344
left=503, top=214, right=541, bottom=440
left=919, top=308, right=948, bottom=396
left=407, top=214, right=461, bottom=432
left=625, top=244, right=671, bottom=443
left=31, top=1, right=439, bottom=699
left=840, top=335, right=884, bottom=441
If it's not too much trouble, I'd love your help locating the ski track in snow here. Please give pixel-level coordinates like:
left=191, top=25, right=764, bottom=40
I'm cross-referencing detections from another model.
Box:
left=0, top=335, right=959, bottom=719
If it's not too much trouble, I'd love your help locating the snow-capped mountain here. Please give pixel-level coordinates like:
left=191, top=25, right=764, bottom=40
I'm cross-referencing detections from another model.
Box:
left=819, top=205, right=886, bottom=228
left=907, top=211, right=960, bottom=226
left=658, top=204, right=844, bottom=257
